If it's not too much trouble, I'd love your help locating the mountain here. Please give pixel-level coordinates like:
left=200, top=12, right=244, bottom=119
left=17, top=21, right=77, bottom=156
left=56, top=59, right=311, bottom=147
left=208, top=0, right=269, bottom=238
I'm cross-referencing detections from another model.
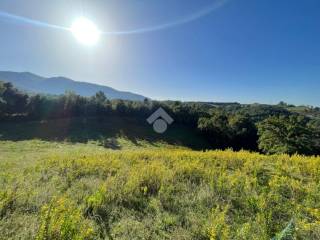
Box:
left=0, top=71, right=147, bottom=101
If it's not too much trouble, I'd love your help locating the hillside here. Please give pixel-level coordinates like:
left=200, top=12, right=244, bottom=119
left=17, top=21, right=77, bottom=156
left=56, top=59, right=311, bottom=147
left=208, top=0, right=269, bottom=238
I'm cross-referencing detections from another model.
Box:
left=0, top=140, right=319, bottom=239
left=0, top=71, right=146, bottom=101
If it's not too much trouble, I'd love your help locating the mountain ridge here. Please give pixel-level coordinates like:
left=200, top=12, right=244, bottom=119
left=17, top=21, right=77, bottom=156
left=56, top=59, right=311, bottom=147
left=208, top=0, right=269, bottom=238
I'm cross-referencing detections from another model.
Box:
left=0, top=71, right=147, bottom=101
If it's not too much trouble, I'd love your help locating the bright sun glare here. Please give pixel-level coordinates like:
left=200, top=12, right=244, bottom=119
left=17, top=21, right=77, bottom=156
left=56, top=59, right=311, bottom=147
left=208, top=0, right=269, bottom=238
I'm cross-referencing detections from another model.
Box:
left=71, top=17, right=100, bottom=46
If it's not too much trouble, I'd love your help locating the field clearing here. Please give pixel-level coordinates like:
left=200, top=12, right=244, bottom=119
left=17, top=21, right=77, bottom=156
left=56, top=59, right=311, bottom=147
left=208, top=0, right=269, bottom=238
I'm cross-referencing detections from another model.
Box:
left=0, top=140, right=320, bottom=239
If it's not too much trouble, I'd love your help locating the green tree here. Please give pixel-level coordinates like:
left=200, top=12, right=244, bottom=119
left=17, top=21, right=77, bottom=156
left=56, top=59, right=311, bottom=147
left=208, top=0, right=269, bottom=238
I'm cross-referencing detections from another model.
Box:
left=308, top=119, right=320, bottom=155
left=257, top=115, right=314, bottom=155
left=0, top=81, right=28, bottom=115
left=198, top=110, right=231, bottom=148
left=93, top=91, right=107, bottom=104
left=229, top=114, right=258, bottom=150
left=0, top=97, right=5, bottom=117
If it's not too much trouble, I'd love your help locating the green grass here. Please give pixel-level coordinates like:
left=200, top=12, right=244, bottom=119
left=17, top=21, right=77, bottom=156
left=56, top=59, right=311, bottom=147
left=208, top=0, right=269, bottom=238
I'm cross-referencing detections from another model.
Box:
left=1, top=139, right=320, bottom=239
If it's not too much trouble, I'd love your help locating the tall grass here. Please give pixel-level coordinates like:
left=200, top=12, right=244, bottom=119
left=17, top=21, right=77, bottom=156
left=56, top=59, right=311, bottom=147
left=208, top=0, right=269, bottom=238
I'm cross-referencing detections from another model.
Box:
left=1, top=141, right=320, bottom=239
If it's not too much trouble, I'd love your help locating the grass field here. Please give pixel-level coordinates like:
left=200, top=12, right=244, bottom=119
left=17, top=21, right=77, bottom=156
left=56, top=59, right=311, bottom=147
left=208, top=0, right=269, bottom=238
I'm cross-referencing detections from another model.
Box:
left=1, top=139, right=320, bottom=240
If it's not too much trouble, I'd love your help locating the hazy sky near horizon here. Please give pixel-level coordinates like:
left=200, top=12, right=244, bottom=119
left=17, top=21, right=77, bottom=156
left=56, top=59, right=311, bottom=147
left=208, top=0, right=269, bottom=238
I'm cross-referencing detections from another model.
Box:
left=0, top=0, right=320, bottom=106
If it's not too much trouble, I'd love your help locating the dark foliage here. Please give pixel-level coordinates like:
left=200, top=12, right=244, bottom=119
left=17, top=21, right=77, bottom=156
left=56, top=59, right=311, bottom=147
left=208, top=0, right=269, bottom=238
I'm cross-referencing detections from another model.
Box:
left=1, top=80, right=319, bottom=155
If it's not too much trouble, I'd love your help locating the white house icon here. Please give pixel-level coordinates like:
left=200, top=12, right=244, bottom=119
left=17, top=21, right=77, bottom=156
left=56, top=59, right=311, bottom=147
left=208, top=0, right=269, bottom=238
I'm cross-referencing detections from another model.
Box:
left=146, top=107, right=174, bottom=133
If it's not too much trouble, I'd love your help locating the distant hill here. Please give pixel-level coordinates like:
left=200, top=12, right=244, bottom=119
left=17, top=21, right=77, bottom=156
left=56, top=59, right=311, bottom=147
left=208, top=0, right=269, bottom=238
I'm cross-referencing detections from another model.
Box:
left=0, top=71, right=147, bottom=101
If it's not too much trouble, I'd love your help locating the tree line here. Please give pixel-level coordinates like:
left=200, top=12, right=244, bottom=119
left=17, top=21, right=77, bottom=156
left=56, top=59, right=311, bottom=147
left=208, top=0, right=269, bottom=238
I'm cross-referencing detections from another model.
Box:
left=1, top=81, right=319, bottom=155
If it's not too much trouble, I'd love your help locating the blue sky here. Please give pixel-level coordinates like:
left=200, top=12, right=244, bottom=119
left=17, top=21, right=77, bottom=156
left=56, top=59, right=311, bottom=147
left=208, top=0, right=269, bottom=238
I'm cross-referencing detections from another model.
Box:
left=0, top=0, right=319, bottom=106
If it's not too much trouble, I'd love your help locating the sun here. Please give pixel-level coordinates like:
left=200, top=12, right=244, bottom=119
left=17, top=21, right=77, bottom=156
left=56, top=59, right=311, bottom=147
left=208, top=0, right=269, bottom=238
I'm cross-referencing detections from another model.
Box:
left=71, top=17, right=100, bottom=46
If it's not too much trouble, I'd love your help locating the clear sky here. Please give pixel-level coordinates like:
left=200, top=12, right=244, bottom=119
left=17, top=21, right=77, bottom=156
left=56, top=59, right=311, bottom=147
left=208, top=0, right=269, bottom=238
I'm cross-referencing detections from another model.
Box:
left=0, top=0, right=319, bottom=106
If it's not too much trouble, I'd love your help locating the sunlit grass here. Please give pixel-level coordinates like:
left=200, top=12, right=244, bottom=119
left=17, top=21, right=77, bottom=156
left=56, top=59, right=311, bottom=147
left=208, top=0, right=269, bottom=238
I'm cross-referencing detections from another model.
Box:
left=1, top=140, right=320, bottom=239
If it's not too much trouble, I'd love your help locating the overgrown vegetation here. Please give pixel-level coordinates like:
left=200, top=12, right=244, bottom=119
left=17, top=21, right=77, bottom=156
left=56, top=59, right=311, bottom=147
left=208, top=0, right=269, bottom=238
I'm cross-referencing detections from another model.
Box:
left=0, top=141, right=320, bottom=239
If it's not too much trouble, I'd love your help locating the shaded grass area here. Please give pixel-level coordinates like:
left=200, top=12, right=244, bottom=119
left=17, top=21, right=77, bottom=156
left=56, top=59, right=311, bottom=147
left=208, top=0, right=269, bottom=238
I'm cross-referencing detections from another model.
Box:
left=0, top=141, right=320, bottom=239
left=0, top=117, right=211, bottom=150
